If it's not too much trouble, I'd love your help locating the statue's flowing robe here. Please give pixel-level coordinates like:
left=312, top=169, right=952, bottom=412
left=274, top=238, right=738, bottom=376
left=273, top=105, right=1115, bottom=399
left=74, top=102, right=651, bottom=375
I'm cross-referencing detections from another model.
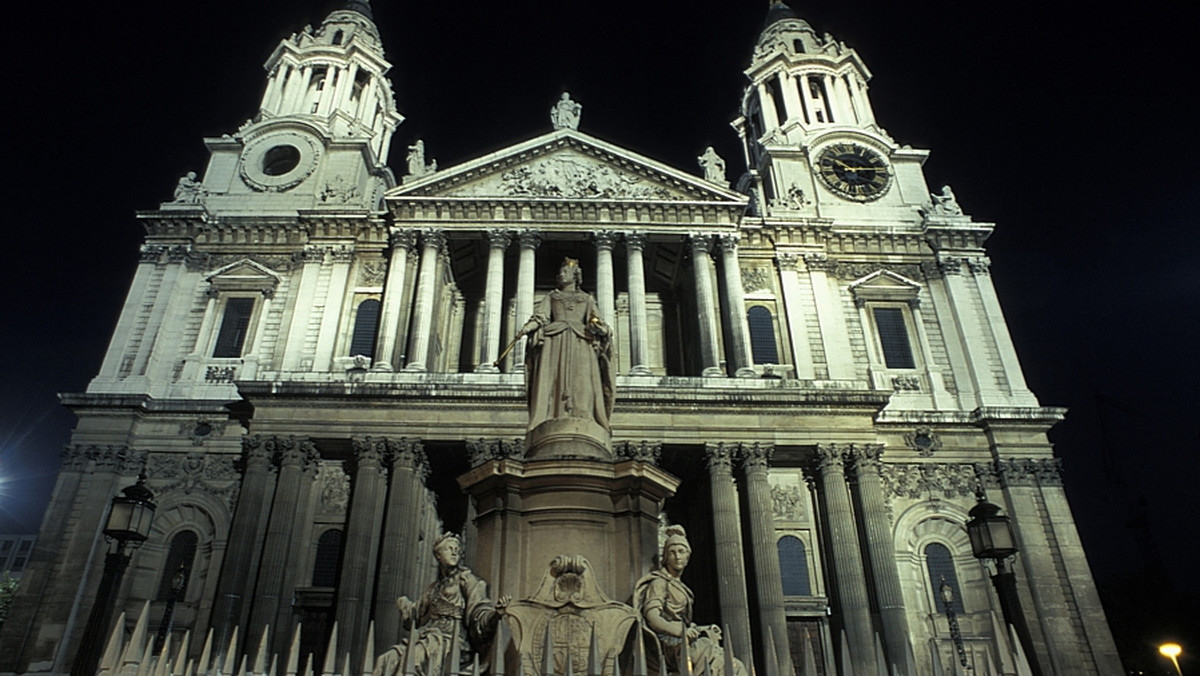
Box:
left=373, top=568, right=500, bottom=676
left=634, top=570, right=747, bottom=676
left=524, top=289, right=614, bottom=431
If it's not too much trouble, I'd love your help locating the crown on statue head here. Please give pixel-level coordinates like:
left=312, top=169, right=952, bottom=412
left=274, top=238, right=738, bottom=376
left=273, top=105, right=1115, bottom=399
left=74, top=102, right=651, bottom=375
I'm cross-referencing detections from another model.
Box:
left=563, top=258, right=579, bottom=267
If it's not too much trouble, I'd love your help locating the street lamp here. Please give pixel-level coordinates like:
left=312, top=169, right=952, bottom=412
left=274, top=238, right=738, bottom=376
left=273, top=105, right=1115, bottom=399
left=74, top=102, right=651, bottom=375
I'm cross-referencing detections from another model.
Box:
left=1159, top=643, right=1183, bottom=676
left=939, top=577, right=968, bottom=668
left=966, top=497, right=1041, bottom=676
left=154, top=563, right=190, bottom=653
left=71, top=475, right=157, bottom=676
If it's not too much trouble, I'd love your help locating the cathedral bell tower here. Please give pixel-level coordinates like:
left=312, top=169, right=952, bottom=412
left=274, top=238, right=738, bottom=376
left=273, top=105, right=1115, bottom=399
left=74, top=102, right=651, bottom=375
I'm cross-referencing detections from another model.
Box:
left=192, top=0, right=402, bottom=212
left=733, top=2, right=929, bottom=222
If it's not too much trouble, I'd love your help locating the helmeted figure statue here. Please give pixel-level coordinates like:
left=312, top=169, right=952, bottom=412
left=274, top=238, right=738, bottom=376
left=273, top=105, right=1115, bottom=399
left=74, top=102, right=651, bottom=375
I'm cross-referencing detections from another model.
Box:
left=519, top=258, right=614, bottom=434
left=635, top=526, right=748, bottom=676
left=373, top=533, right=510, bottom=676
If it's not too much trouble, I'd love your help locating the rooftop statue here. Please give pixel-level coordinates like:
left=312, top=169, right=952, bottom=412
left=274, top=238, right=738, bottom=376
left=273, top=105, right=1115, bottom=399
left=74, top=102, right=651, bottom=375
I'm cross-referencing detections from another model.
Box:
left=405, top=139, right=437, bottom=181
left=635, top=526, right=748, bottom=676
left=373, top=533, right=510, bottom=676
left=172, top=171, right=206, bottom=203
left=550, top=92, right=582, bottom=131
left=519, top=259, right=614, bottom=435
left=697, top=147, right=727, bottom=187
left=928, top=184, right=964, bottom=216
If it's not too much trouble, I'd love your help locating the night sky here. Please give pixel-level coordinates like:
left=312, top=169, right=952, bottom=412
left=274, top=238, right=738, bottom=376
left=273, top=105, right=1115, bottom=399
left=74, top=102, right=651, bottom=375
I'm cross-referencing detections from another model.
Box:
left=3, top=0, right=1197, bottom=664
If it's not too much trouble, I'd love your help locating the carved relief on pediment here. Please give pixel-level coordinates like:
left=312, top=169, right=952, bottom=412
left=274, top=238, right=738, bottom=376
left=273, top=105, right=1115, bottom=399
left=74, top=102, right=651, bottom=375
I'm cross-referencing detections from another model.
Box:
left=444, top=153, right=691, bottom=201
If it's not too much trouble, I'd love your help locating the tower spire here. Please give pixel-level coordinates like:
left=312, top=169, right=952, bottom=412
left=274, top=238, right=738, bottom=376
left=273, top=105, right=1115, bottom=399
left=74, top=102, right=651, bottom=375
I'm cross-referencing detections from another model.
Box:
left=344, top=0, right=373, bottom=21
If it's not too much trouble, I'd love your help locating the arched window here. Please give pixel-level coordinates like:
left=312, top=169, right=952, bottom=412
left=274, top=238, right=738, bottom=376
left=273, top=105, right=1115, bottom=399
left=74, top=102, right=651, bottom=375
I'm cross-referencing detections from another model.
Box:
left=747, top=306, right=779, bottom=364
left=349, top=299, right=381, bottom=358
left=777, top=535, right=811, bottom=596
left=312, top=529, right=344, bottom=588
left=157, top=531, right=198, bottom=600
left=332, top=30, right=344, bottom=45
left=925, top=543, right=964, bottom=614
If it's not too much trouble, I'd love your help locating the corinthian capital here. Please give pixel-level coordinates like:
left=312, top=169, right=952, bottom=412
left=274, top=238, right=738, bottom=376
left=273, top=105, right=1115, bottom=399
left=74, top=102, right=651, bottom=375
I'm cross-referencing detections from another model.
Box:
left=704, top=442, right=738, bottom=474
left=741, top=442, right=774, bottom=472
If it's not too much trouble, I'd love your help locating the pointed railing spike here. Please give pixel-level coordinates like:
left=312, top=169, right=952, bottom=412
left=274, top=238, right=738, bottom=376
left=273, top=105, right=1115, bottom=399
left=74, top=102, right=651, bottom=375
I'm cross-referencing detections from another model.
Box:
left=158, top=635, right=175, bottom=676
left=129, top=602, right=154, bottom=667
left=134, top=640, right=156, bottom=676
left=799, top=628, right=816, bottom=676
left=873, top=633, right=887, bottom=676
left=1009, top=626, right=1033, bottom=676
left=222, top=627, right=242, bottom=676
left=988, top=613, right=1015, bottom=675
left=173, top=631, right=192, bottom=676
left=541, top=621, right=554, bottom=676
left=287, top=624, right=303, bottom=676
left=301, top=654, right=314, bottom=676
left=983, top=647, right=998, bottom=676
left=99, top=610, right=128, bottom=676
left=198, top=629, right=214, bottom=676
left=839, top=630, right=855, bottom=676
left=721, top=624, right=735, bottom=676
left=341, top=652, right=353, bottom=676
left=237, top=654, right=249, bottom=676
left=186, top=660, right=197, bottom=676
left=764, top=627, right=779, bottom=676
left=269, top=655, right=279, bottom=676
left=324, top=622, right=342, bottom=676
left=401, top=625, right=419, bottom=676
left=490, top=617, right=508, bottom=676
left=630, top=622, right=647, bottom=676
left=362, top=622, right=377, bottom=676
left=587, top=623, right=600, bottom=676
left=903, top=637, right=917, bottom=676
left=253, top=626, right=271, bottom=676
left=929, top=642, right=944, bottom=676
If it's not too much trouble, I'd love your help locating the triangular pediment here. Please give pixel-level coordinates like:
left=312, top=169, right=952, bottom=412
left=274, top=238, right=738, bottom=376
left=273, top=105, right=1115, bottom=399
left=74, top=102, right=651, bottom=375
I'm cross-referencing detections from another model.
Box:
left=387, top=129, right=748, bottom=205
left=848, top=269, right=922, bottom=302
left=205, top=259, right=283, bottom=295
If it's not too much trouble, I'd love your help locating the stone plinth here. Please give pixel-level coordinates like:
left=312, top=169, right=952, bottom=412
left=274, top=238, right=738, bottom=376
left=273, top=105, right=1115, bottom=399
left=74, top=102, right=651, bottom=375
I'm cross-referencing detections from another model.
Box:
left=525, top=418, right=611, bottom=460
left=458, top=458, right=679, bottom=604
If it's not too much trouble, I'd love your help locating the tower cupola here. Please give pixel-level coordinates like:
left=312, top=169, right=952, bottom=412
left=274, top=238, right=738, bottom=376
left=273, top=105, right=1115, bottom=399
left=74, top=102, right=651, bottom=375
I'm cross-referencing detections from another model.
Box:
left=253, top=0, right=402, bottom=161
left=735, top=1, right=880, bottom=159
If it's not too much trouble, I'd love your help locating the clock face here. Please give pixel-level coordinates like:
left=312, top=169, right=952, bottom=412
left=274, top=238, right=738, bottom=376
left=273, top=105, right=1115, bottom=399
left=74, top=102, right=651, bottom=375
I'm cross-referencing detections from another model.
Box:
left=816, top=143, right=891, bottom=201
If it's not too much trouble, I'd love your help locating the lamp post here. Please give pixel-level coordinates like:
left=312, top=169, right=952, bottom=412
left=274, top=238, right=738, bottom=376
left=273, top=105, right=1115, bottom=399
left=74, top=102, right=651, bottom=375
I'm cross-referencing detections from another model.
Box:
left=965, top=497, right=1041, bottom=676
left=939, top=577, right=969, bottom=669
left=1159, top=643, right=1183, bottom=676
left=71, top=475, right=157, bottom=676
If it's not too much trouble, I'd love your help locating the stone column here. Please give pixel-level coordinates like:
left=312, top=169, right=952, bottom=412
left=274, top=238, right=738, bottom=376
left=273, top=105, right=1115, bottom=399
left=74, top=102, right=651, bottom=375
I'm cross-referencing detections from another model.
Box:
left=335, top=439, right=389, bottom=672
left=688, top=234, right=723, bottom=376
left=757, top=81, right=780, bottom=127
left=775, top=253, right=815, bottom=379
left=625, top=233, right=652, bottom=375
left=848, top=445, right=911, bottom=673
left=313, top=246, right=354, bottom=372
left=592, top=231, right=619, bottom=325
left=247, top=437, right=319, bottom=651
left=813, top=444, right=876, bottom=676
left=716, top=235, right=756, bottom=377
left=477, top=230, right=511, bottom=372
left=373, top=229, right=417, bottom=370
left=705, top=443, right=756, bottom=672
left=374, top=439, right=429, bottom=646
left=780, top=72, right=805, bottom=125
left=741, top=443, right=792, bottom=676
left=210, top=437, right=277, bottom=658
left=512, top=230, right=540, bottom=372
left=403, top=230, right=445, bottom=372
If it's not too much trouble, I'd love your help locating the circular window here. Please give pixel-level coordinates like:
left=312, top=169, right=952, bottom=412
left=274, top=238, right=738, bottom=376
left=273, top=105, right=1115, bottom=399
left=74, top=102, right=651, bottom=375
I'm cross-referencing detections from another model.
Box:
left=262, top=145, right=301, bottom=176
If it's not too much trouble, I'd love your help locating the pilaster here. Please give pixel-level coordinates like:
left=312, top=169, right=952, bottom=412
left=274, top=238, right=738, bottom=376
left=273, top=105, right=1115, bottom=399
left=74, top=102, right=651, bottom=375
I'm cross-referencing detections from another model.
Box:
left=705, top=442, right=756, bottom=672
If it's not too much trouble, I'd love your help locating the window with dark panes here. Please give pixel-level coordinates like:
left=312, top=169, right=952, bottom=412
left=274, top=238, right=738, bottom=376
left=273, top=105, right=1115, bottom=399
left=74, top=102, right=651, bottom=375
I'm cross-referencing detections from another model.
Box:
left=212, top=297, right=255, bottom=358
left=747, top=306, right=779, bottom=364
left=925, top=543, right=964, bottom=614
left=349, top=299, right=381, bottom=358
left=873, top=307, right=916, bottom=368
left=157, top=531, right=198, bottom=600
left=777, top=535, right=812, bottom=596
left=312, top=529, right=344, bottom=588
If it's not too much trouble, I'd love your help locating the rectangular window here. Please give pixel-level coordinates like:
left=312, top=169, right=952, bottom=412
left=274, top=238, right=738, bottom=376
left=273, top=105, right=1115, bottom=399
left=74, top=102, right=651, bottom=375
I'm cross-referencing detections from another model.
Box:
left=212, top=297, right=256, bottom=358
left=17, top=540, right=31, bottom=552
left=873, top=307, right=916, bottom=368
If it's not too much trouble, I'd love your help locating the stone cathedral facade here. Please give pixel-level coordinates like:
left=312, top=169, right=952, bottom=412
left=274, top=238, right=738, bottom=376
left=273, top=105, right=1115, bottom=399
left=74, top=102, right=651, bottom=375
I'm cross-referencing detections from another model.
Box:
left=0, top=3, right=1121, bottom=676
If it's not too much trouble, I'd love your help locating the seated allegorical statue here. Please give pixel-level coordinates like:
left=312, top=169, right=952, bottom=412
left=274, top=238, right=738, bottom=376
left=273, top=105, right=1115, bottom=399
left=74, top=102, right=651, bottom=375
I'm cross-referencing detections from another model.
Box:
left=634, top=526, right=748, bottom=676
left=373, top=533, right=510, bottom=676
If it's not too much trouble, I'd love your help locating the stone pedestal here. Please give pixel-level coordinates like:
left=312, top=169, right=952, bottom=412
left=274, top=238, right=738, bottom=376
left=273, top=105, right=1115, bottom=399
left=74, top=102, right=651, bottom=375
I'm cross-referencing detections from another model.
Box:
left=458, top=458, right=679, bottom=604
left=525, top=418, right=611, bottom=461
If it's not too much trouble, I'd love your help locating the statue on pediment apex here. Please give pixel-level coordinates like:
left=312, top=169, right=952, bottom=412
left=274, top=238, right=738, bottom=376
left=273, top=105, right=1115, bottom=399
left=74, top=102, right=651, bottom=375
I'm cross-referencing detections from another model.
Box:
left=698, top=147, right=727, bottom=187
left=551, top=92, right=582, bottom=131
